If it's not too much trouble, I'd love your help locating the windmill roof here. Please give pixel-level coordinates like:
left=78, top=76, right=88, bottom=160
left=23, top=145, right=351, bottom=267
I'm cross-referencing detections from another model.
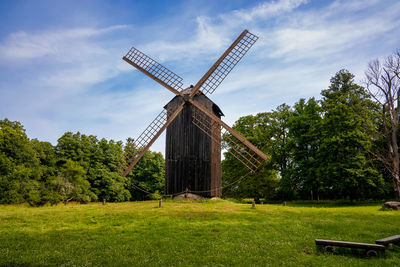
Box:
left=164, top=87, right=224, bottom=117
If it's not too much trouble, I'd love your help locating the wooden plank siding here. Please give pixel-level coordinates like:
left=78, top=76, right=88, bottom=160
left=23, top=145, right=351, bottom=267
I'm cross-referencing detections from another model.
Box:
left=165, top=94, right=223, bottom=197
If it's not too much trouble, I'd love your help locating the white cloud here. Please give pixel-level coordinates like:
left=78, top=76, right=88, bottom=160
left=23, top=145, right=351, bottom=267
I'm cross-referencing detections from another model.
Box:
left=268, top=2, right=400, bottom=61
left=231, top=0, right=309, bottom=22
left=1, top=0, right=400, bottom=155
left=142, top=0, right=310, bottom=63
left=0, top=25, right=135, bottom=143
left=141, top=16, right=230, bottom=63
left=329, top=0, right=380, bottom=11
left=0, top=25, right=128, bottom=61
left=0, top=25, right=134, bottom=100
left=140, top=0, right=400, bottom=68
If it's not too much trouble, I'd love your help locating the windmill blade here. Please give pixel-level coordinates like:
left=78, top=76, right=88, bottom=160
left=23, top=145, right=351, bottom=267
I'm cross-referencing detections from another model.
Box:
left=190, top=100, right=267, bottom=172
left=190, top=30, right=258, bottom=98
left=123, top=100, right=185, bottom=177
left=123, top=47, right=184, bottom=96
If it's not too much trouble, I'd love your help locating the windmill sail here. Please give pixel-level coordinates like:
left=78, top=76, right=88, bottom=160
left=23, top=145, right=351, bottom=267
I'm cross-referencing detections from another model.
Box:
left=190, top=103, right=266, bottom=172
left=190, top=30, right=258, bottom=97
left=122, top=29, right=266, bottom=187
left=123, top=47, right=183, bottom=95
left=123, top=100, right=185, bottom=177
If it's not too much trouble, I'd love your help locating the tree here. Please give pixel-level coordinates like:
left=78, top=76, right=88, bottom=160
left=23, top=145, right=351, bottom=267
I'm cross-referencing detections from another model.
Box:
left=55, top=132, right=95, bottom=170
left=0, top=119, right=41, bottom=204
left=31, top=139, right=59, bottom=205
left=365, top=51, right=400, bottom=198
left=222, top=159, right=278, bottom=201
left=57, top=159, right=95, bottom=204
left=319, top=70, right=382, bottom=201
left=269, top=104, right=293, bottom=176
left=124, top=138, right=165, bottom=200
left=287, top=98, right=323, bottom=200
left=221, top=113, right=279, bottom=201
left=56, top=132, right=130, bottom=202
left=89, top=163, right=131, bottom=202
left=87, top=138, right=130, bottom=202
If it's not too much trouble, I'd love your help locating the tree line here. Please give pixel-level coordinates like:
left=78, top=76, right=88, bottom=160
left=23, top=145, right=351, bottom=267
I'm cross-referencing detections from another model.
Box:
left=0, top=123, right=164, bottom=205
left=1, top=51, right=399, bottom=205
left=223, top=50, right=400, bottom=201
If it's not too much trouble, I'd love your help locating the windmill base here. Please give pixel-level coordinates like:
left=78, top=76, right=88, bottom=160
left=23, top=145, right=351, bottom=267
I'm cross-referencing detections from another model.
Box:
left=172, top=193, right=204, bottom=200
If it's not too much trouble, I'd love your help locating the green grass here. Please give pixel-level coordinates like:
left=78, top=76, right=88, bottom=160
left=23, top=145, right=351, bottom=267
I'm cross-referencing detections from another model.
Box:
left=0, top=200, right=399, bottom=266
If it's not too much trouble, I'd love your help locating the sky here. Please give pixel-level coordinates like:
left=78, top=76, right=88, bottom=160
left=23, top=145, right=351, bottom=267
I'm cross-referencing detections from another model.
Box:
left=1, top=0, right=400, bottom=154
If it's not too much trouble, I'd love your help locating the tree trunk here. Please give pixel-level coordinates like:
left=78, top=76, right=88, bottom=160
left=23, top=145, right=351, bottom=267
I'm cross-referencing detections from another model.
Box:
left=391, top=115, right=400, bottom=198
left=393, top=172, right=400, bottom=198
left=365, top=55, right=400, bottom=199
left=392, top=156, right=400, bottom=198
left=64, top=198, right=72, bottom=205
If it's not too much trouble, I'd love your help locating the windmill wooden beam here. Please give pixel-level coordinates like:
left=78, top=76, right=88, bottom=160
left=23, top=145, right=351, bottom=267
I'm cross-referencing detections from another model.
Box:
left=122, top=101, right=185, bottom=177
left=122, top=29, right=267, bottom=197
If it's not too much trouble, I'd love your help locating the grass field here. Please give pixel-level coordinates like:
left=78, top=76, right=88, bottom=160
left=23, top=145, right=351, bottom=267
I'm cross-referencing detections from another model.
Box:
left=0, top=200, right=399, bottom=266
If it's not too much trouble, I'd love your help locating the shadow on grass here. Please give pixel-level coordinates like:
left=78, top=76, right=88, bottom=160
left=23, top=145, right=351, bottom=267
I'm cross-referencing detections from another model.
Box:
left=228, top=199, right=394, bottom=208
left=315, top=244, right=387, bottom=259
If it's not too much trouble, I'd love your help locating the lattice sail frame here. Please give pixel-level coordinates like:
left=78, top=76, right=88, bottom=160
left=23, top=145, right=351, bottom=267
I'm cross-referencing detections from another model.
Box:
left=124, top=104, right=179, bottom=169
left=191, top=105, right=264, bottom=172
left=198, top=31, right=258, bottom=95
left=124, top=47, right=184, bottom=91
left=122, top=30, right=266, bottom=177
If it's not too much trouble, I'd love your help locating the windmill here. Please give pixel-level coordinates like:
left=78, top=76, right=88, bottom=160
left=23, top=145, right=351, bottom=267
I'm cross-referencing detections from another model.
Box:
left=122, top=29, right=267, bottom=198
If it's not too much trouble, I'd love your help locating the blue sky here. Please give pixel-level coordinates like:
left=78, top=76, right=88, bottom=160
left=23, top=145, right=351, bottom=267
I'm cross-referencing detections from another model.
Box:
left=1, top=0, right=400, bottom=154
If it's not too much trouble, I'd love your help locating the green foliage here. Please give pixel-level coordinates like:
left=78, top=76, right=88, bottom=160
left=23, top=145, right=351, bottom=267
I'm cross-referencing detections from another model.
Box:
left=56, top=132, right=132, bottom=202
left=281, top=98, right=323, bottom=200
left=58, top=159, right=94, bottom=203
left=0, top=120, right=164, bottom=204
left=319, top=70, right=383, bottom=200
left=268, top=104, right=293, bottom=173
left=221, top=113, right=279, bottom=200
left=125, top=137, right=164, bottom=200
left=223, top=70, right=388, bottom=200
left=0, top=119, right=41, bottom=204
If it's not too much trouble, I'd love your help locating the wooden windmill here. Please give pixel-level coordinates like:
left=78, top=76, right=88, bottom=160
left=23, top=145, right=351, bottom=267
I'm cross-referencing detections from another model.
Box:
left=122, top=29, right=267, bottom=197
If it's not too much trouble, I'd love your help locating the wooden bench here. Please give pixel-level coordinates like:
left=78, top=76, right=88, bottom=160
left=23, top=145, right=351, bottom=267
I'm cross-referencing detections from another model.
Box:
left=375, top=235, right=400, bottom=249
left=315, top=239, right=385, bottom=257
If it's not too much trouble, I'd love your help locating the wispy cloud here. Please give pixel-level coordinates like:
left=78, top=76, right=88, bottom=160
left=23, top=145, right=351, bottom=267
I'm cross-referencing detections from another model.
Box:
left=1, top=0, right=399, bottom=153
left=229, top=0, right=309, bottom=22
left=268, top=1, right=400, bottom=61
left=0, top=24, right=137, bottom=143
left=0, top=25, right=128, bottom=61
left=0, top=25, right=132, bottom=95
left=138, top=0, right=400, bottom=75
left=142, top=0, right=310, bottom=63
left=329, top=0, right=380, bottom=11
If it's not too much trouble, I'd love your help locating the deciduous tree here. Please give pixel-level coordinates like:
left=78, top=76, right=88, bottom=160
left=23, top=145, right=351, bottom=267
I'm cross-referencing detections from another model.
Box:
left=320, top=70, right=382, bottom=201
left=287, top=98, right=322, bottom=200
left=365, top=51, right=400, bottom=198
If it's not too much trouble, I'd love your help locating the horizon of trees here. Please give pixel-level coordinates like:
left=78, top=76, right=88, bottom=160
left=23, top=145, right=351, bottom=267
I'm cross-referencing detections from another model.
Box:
left=223, top=69, right=391, bottom=201
left=0, top=123, right=164, bottom=206
left=220, top=50, right=400, bottom=201
left=1, top=51, right=400, bottom=205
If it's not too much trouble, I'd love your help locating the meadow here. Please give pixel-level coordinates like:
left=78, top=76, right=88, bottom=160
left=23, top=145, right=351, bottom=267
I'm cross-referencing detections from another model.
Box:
left=0, top=200, right=399, bottom=266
